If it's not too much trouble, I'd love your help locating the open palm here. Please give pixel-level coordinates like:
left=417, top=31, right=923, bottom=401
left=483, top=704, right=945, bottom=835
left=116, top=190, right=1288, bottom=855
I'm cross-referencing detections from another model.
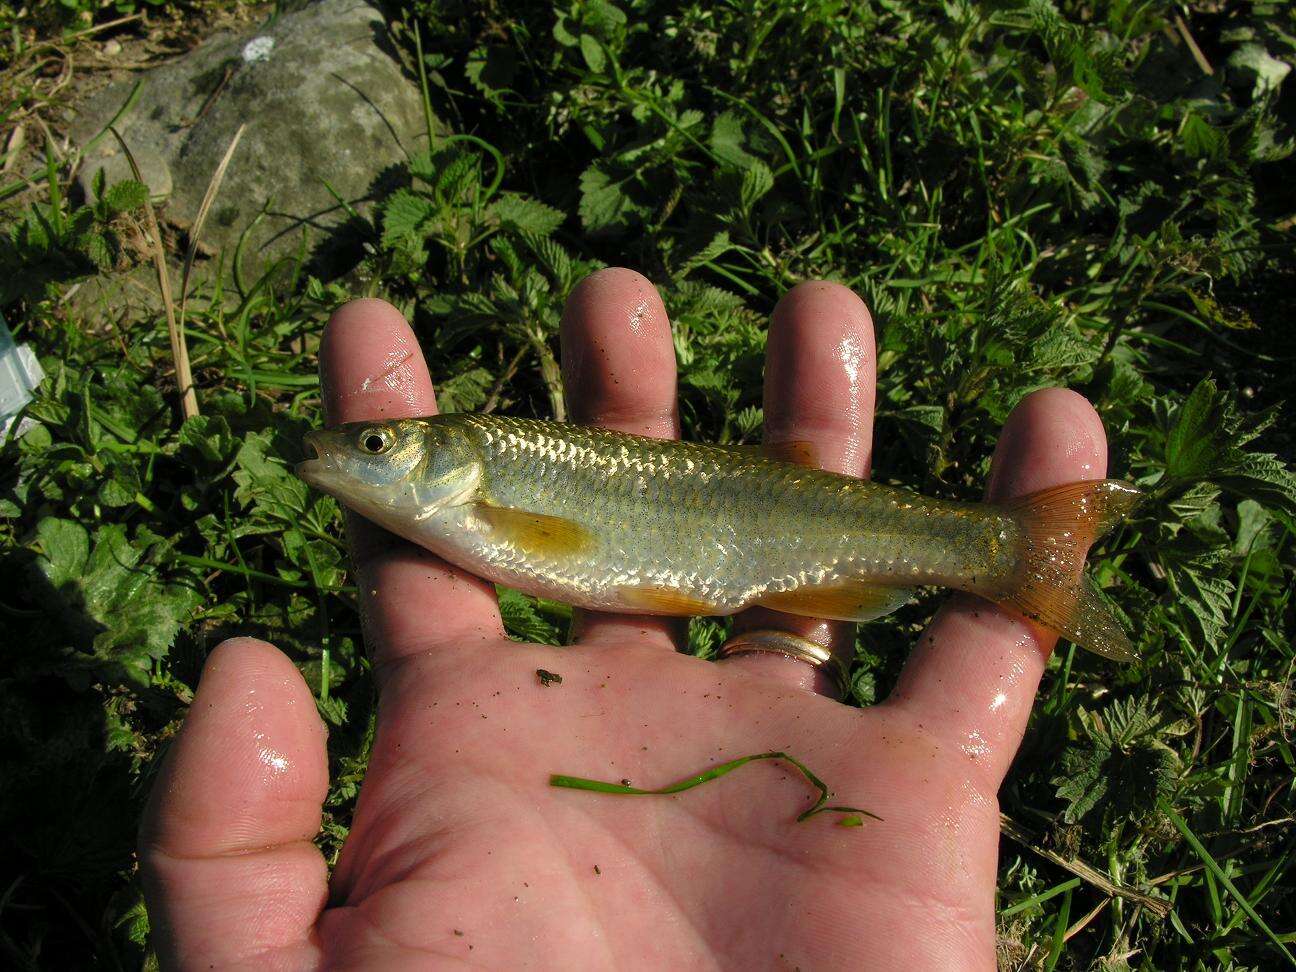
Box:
left=141, top=271, right=1110, bottom=970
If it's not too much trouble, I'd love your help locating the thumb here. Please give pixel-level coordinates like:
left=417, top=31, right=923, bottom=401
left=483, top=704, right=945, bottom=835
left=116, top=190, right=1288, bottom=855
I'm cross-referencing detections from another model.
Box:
left=140, top=638, right=329, bottom=970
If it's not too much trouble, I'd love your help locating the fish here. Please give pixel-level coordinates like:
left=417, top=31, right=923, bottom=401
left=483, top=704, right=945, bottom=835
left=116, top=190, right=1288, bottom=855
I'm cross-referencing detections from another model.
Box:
left=296, top=413, right=1142, bottom=662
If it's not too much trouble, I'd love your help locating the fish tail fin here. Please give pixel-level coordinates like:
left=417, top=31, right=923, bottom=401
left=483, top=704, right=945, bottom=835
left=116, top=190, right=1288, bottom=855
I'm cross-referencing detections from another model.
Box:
left=995, top=479, right=1142, bottom=663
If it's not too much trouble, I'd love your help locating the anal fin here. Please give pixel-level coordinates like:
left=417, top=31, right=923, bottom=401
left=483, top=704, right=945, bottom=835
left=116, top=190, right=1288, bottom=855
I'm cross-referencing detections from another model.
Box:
left=757, top=581, right=912, bottom=622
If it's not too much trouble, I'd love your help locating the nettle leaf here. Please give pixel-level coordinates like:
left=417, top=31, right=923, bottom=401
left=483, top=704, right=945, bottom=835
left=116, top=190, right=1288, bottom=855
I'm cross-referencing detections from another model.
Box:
left=1025, top=320, right=1102, bottom=372
left=436, top=366, right=494, bottom=412
left=578, top=163, right=636, bottom=232
left=710, top=111, right=757, bottom=170
left=498, top=587, right=562, bottom=645
left=1163, top=379, right=1296, bottom=515
left=740, top=161, right=774, bottom=212
left=1054, top=696, right=1180, bottom=826
left=677, top=230, right=734, bottom=277
left=381, top=189, right=437, bottom=245
left=464, top=44, right=517, bottom=104
left=491, top=193, right=565, bottom=237
left=1160, top=545, right=1236, bottom=648
left=1227, top=42, right=1292, bottom=99
left=81, top=232, right=114, bottom=271
left=99, top=179, right=149, bottom=216
left=1179, top=112, right=1227, bottom=161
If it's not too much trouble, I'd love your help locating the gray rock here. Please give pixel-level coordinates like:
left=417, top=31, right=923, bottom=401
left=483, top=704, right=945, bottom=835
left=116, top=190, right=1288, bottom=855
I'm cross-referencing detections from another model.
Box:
left=72, top=0, right=437, bottom=282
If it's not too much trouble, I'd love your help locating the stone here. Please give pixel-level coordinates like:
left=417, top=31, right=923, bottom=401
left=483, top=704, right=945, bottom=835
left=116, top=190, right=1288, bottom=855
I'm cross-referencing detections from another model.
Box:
left=71, top=0, right=437, bottom=282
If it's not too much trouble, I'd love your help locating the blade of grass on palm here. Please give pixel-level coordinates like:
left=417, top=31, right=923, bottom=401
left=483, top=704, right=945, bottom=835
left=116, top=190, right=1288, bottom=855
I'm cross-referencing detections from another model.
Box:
left=551, top=751, right=879, bottom=824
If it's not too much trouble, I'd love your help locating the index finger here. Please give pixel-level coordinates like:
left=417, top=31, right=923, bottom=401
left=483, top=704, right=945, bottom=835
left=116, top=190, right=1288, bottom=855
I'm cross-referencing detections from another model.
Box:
left=319, top=299, right=504, bottom=672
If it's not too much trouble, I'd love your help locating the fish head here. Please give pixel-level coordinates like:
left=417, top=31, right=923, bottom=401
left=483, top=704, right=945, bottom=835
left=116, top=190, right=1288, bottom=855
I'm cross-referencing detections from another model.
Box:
left=296, top=418, right=481, bottom=524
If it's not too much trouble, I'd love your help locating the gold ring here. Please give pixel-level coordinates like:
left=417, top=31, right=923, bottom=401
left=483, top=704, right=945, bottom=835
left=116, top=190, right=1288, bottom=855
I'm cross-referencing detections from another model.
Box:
left=717, top=629, right=851, bottom=697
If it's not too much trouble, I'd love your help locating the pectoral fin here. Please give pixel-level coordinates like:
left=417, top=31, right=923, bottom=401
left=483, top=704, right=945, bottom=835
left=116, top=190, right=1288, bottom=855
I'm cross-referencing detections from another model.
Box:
left=616, top=586, right=718, bottom=616
left=756, top=581, right=912, bottom=622
left=475, top=504, right=593, bottom=558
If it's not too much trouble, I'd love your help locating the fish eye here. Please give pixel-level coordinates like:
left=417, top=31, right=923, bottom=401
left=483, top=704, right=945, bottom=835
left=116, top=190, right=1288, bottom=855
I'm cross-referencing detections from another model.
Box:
left=358, top=427, right=393, bottom=455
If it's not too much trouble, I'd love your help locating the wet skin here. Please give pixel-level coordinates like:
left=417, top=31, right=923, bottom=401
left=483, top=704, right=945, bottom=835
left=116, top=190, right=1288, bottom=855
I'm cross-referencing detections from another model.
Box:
left=140, top=272, right=1111, bottom=970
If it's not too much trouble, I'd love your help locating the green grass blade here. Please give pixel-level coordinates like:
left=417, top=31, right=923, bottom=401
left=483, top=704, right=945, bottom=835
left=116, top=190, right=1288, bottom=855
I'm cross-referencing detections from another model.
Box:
left=551, top=751, right=880, bottom=825
left=1161, top=801, right=1296, bottom=965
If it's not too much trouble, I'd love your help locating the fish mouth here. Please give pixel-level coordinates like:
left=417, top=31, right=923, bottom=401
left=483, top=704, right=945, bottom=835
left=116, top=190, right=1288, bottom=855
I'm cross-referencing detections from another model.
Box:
left=295, top=431, right=333, bottom=485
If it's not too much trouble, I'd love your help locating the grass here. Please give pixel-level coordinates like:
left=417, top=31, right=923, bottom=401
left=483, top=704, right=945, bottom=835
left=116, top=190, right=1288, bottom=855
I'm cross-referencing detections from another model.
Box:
left=1, top=0, right=1294, bottom=967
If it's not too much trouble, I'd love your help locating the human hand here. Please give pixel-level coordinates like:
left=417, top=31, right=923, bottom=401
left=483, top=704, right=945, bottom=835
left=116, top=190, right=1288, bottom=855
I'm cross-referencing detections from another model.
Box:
left=140, top=270, right=1110, bottom=969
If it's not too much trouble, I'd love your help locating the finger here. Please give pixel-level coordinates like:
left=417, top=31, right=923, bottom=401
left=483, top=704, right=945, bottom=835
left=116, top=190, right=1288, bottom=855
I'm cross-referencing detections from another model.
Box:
left=561, top=268, right=687, bottom=651
left=320, top=298, right=504, bottom=672
left=884, top=388, right=1108, bottom=786
left=139, top=638, right=327, bottom=970
left=718, top=281, right=876, bottom=698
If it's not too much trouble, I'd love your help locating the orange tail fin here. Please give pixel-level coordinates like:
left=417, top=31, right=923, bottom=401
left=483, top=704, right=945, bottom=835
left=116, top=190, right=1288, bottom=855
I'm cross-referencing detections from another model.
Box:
left=995, top=480, right=1142, bottom=663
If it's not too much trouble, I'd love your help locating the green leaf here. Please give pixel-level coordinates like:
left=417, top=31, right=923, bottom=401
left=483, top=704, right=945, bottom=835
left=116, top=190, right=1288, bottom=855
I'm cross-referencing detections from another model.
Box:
left=1054, top=699, right=1179, bottom=826
left=465, top=45, right=517, bottom=102
left=35, top=517, right=90, bottom=591
left=1179, top=112, right=1227, bottom=161
left=1227, top=43, right=1291, bottom=99
left=31, top=521, right=202, bottom=680
left=550, top=750, right=879, bottom=825
left=578, top=163, right=634, bottom=232
left=97, top=472, right=138, bottom=508
left=677, top=230, right=734, bottom=277
left=178, top=414, right=235, bottom=465
left=710, top=111, right=756, bottom=170
left=381, top=188, right=436, bottom=245
left=491, top=193, right=565, bottom=237
left=436, top=366, right=494, bottom=412
left=579, top=33, right=606, bottom=73
left=1163, top=380, right=1296, bottom=514
left=552, top=14, right=578, bottom=47
left=498, top=587, right=562, bottom=644
left=740, top=161, right=774, bottom=212
left=81, top=231, right=114, bottom=270
left=232, top=430, right=311, bottom=523
left=100, top=179, right=149, bottom=215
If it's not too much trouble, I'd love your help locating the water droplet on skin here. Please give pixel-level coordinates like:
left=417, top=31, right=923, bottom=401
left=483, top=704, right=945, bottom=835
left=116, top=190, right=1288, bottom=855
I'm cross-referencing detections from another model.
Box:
left=252, top=730, right=291, bottom=774
left=258, top=746, right=291, bottom=773
left=835, top=334, right=866, bottom=386
left=962, top=730, right=990, bottom=760
left=358, top=346, right=415, bottom=394
left=627, top=297, right=651, bottom=334
left=988, top=691, right=1008, bottom=712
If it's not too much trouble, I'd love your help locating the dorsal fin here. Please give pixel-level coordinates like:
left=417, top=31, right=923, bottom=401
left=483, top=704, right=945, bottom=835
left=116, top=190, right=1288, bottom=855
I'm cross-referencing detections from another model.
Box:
left=713, top=440, right=820, bottom=468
